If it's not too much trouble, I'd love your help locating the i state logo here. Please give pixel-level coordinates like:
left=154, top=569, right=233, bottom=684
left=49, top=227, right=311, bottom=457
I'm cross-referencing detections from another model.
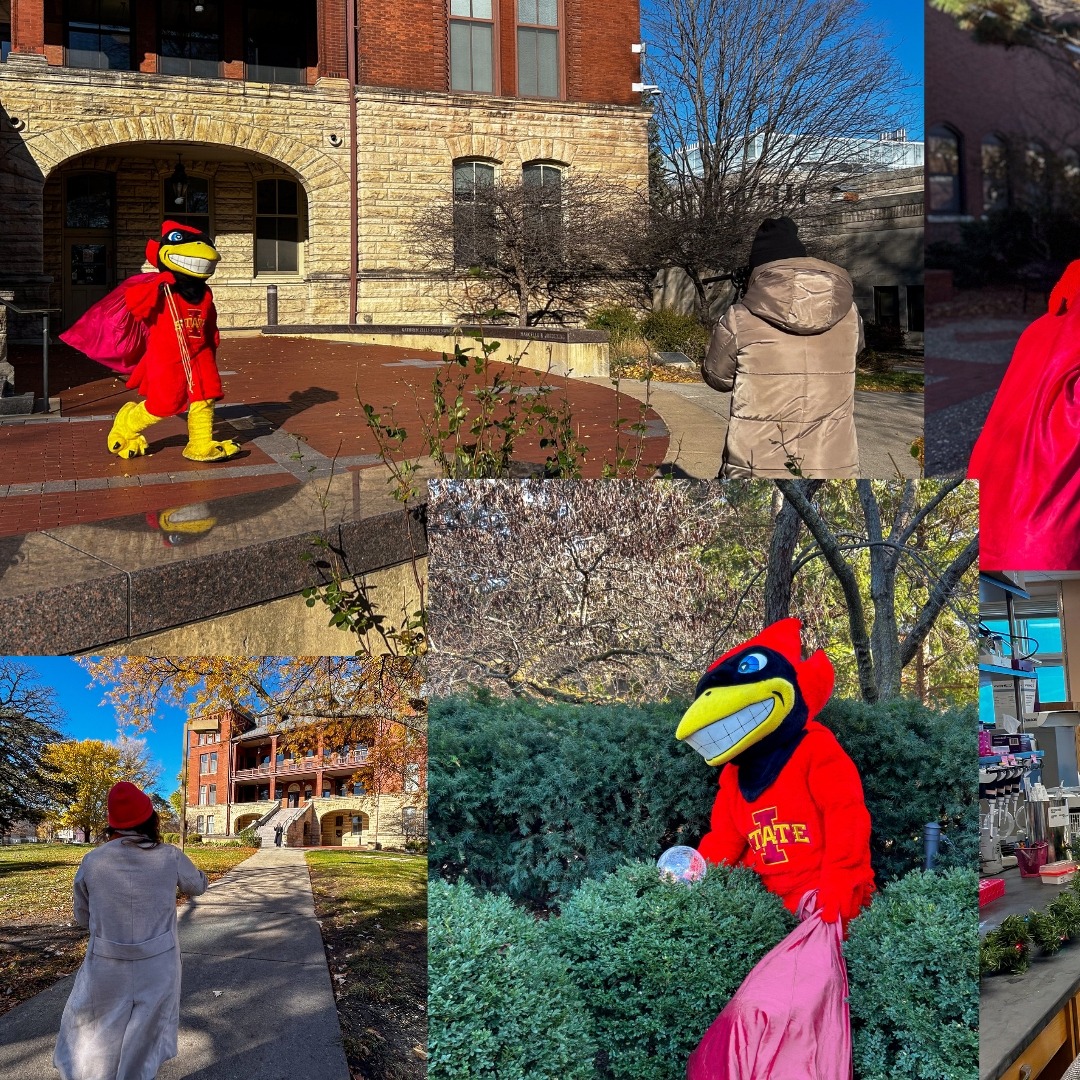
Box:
left=747, top=806, right=812, bottom=865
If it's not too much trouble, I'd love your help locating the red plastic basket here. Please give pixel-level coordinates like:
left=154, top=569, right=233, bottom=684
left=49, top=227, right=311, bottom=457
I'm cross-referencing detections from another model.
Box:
left=979, top=878, right=1005, bottom=907
left=1017, top=841, right=1049, bottom=878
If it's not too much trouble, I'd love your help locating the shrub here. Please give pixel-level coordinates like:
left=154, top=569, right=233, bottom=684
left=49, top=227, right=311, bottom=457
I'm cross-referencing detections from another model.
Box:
left=845, top=868, right=978, bottom=1080
left=163, top=832, right=180, bottom=845
left=862, top=323, right=906, bottom=352
left=821, top=698, right=978, bottom=885
left=640, top=308, right=711, bottom=365
left=238, top=826, right=262, bottom=849
left=586, top=304, right=642, bottom=338
left=552, top=861, right=795, bottom=1080
left=186, top=833, right=202, bottom=844
left=405, top=838, right=428, bottom=854
left=428, top=879, right=597, bottom=1079
left=429, top=696, right=717, bottom=909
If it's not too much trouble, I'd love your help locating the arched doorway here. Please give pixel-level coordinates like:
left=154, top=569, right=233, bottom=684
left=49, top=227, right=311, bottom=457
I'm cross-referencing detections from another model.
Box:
left=234, top=813, right=261, bottom=833
left=287, top=783, right=300, bottom=808
left=62, top=171, right=116, bottom=324
left=321, top=809, right=368, bottom=847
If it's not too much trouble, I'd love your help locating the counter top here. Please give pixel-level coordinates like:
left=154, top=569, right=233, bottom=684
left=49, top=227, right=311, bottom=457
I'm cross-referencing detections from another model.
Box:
left=981, top=868, right=1080, bottom=1079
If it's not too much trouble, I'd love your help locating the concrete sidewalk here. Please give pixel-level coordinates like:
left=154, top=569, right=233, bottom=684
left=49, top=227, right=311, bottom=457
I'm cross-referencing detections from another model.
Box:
left=599, top=377, right=923, bottom=479
left=0, top=847, right=350, bottom=1080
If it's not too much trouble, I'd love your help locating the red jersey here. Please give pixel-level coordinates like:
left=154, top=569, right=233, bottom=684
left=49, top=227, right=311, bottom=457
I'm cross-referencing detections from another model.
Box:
left=698, top=719, right=874, bottom=918
left=123, top=276, right=223, bottom=417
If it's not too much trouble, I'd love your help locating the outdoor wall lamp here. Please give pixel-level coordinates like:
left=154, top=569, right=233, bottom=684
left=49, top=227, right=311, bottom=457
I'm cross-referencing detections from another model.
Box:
left=170, top=155, right=189, bottom=206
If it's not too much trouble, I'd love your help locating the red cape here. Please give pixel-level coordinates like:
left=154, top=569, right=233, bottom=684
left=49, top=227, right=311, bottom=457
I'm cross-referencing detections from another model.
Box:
left=969, top=261, right=1080, bottom=569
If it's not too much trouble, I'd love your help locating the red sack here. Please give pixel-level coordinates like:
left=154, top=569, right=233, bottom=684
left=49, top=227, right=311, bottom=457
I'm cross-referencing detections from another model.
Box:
left=59, top=273, right=156, bottom=373
left=687, top=893, right=852, bottom=1080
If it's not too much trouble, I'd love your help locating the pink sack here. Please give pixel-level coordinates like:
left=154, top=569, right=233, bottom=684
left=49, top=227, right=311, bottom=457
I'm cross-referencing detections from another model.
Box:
left=59, top=273, right=154, bottom=373
left=687, top=892, right=851, bottom=1080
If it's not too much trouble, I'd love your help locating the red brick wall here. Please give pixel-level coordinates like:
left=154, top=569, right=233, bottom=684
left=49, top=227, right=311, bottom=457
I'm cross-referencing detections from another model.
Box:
left=185, top=712, right=237, bottom=809
left=926, top=4, right=1080, bottom=239
left=357, top=0, right=640, bottom=104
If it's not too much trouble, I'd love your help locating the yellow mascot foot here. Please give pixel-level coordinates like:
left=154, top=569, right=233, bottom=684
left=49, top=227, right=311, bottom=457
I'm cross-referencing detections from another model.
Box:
left=107, top=401, right=159, bottom=459
left=183, top=399, right=241, bottom=462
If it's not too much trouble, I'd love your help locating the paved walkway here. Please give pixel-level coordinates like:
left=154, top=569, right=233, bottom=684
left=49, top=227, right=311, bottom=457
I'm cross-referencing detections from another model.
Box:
left=0, top=847, right=350, bottom=1080
left=925, top=317, right=1031, bottom=476
left=601, top=378, right=923, bottom=479
left=1, top=335, right=669, bottom=537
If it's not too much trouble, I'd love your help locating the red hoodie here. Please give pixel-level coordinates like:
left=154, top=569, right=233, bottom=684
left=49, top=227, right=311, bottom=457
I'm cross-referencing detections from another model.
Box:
left=698, top=719, right=874, bottom=923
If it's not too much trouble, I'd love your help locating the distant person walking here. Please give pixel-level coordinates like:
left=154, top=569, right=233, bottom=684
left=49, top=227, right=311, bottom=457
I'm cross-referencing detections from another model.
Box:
left=702, top=216, right=862, bottom=478
left=274, top=823, right=284, bottom=847
left=53, top=782, right=208, bottom=1080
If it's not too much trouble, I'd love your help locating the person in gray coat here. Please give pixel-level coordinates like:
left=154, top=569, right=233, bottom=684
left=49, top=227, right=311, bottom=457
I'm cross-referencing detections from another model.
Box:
left=53, top=782, right=208, bottom=1080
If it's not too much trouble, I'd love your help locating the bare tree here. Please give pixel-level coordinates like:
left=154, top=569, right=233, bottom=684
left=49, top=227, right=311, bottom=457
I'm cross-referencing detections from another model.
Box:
left=427, top=480, right=978, bottom=705
left=642, top=0, right=913, bottom=309
left=411, top=173, right=647, bottom=328
left=929, top=1, right=1080, bottom=53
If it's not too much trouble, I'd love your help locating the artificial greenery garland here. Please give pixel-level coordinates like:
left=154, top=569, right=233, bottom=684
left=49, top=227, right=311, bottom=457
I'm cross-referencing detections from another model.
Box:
left=980, top=874, right=1080, bottom=975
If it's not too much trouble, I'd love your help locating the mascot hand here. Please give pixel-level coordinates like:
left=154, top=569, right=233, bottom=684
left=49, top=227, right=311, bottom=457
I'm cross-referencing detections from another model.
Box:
left=124, top=273, right=175, bottom=320
left=818, top=874, right=873, bottom=926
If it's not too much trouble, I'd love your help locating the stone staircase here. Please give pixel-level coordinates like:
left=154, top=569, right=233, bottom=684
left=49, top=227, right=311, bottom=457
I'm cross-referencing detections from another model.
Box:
left=255, top=803, right=309, bottom=848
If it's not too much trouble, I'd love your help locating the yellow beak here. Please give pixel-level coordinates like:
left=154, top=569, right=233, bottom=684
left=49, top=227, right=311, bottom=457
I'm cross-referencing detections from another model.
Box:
left=675, top=678, right=794, bottom=766
left=159, top=240, right=220, bottom=280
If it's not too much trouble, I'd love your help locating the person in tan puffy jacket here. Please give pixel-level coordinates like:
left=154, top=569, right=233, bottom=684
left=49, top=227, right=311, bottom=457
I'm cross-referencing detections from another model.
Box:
left=703, top=217, right=862, bottom=478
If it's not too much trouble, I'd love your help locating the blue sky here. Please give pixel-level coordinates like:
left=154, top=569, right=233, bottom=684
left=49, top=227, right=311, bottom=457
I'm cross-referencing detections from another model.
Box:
left=20, top=658, right=186, bottom=800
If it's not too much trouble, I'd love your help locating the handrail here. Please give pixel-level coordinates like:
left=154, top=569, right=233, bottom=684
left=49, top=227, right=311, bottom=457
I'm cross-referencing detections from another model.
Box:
left=0, top=296, right=62, bottom=413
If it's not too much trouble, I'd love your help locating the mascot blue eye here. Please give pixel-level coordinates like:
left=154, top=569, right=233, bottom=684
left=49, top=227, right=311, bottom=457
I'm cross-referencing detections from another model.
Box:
left=737, top=652, right=768, bottom=674
left=167, top=231, right=184, bottom=242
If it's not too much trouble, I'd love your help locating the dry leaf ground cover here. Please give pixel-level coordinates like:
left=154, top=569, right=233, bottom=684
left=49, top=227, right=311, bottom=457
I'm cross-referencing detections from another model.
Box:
left=305, top=850, right=427, bottom=1080
left=0, top=843, right=256, bottom=1016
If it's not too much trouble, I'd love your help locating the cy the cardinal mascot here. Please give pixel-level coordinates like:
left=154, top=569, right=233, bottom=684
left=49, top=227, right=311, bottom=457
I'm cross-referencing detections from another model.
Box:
left=676, top=617, right=874, bottom=927
left=968, top=261, right=1080, bottom=568
left=61, top=221, right=240, bottom=463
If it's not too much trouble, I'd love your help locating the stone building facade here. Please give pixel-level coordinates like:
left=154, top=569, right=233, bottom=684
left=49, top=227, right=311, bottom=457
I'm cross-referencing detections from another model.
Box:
left=0, top=0, right=648, bottom=332
left=185, top=707, right=426, bottom=849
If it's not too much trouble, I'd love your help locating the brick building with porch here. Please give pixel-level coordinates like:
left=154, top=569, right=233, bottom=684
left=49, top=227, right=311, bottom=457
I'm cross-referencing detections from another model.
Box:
left=185, top=707, right=425, bottom=849
left=0, top=0, right=648, bottom=333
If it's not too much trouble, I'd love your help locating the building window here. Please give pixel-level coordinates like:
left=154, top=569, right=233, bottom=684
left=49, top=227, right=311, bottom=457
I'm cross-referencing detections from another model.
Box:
left=873, top=286, right=901, bottom=328
left=523, top=162, right=563, bottom=242
left=159, top=0, right=222, bottom=78
left=204, top=817, right=215, bottom=835
left=402, top=806, right=420, bottom=836
left=209, top=752, right=217, bottom=772
left=404, top=763, right=421, bottom=794
left=517, top=0, right=559, bottom=98
left=322, top=785, right=331, bottom=798
left=304, top=786, right=313, bottom=801
left=200, top=753, right=209, bottom=774
left=245, top=1, right=308, bottom=84
left=255, top=178, right=301, bottom=275
left=351, top=815, right=361, bottom=835
left=66, top=0, right=133, bottom=71
left=907, top=285, right=924, bottom=333
left=338, top=781, right=347, bottom=796
left=352, top=780, right=366, bottom=796
left=196, top=815, right=204, bottom=832
left=453, top=160, right=497, bottom=268
left=199, top=785, right=208, bottom=805
left=927, top=125, right=962, bottom=215
left=208, top=784, right=217, bottom=805
left=1024, top=140, right=1050, bottom=208
left=449, top=0, right=495, bottom=93
left=163, top=175, right=211, bottom=236
left=981, top=134, right=1008, bottom=214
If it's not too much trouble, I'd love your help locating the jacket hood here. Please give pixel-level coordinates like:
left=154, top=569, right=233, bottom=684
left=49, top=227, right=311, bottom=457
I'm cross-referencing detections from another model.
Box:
left=741, top=257, right=854, bottom=335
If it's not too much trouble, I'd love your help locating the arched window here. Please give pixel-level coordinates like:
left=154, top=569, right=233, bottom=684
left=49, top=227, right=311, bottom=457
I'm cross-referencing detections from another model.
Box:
left=1025, top=140, right=1050, bottom=206
left=927, top=125, right=962, bottom=214
left=453, top=159, right=497, bottom=267
left=162, top=174, right=211, bottom=236
left=981, top=134, right=1008, bottom=214
left=523, top=162, right=564, bottom=243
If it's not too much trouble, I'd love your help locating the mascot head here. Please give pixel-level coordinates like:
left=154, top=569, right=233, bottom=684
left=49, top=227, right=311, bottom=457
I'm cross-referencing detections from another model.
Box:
left=676, top=618, right=834, bottom=800
left=146, top=221, right=219, bottom=281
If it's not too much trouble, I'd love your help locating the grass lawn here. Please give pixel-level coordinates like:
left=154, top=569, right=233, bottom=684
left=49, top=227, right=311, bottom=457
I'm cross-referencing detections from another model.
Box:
left=855, top=369, right=925, bottom=393
left=0, top=842, right=255, bottom=1016
left=306, top=850, right=427, bottom=1080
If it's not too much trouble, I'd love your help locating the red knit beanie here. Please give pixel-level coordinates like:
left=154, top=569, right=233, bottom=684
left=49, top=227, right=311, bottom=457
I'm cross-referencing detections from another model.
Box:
left=107, top=782, right=154, bottom=829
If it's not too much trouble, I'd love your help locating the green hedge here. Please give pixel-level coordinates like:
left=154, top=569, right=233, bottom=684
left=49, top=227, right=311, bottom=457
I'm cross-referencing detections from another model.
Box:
left=238, top=826, right=261, bottom=849
left=430, top=695, right=977, bottom=910
left=429, top=697, right=717, bottom=909
left=640, top=308, right=711, bottom=364
left=552, top=861, right=795, bottom=1080
left=845, top=869, right=978, bottom=1080
left=428, top=879, right=596, bottom=1079
left=820, top=698, right=978, bottom=885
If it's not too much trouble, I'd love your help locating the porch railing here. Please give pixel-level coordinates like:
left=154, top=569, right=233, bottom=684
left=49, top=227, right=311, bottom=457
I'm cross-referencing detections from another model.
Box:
left=0, top=297, right=61, bottom=413
left=232, top=749, right=369, bottom=781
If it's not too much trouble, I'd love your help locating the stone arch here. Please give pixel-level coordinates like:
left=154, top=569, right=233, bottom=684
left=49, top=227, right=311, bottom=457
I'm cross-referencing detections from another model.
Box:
left=518, top=139, right=577, bottom=168
left=32, top=114, right=347, bottom=197
left=234, top=813, right=261, bottom=833
left=445, top=133, right=507, bottom=166
left=318, top=806, right=368, bottom=846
